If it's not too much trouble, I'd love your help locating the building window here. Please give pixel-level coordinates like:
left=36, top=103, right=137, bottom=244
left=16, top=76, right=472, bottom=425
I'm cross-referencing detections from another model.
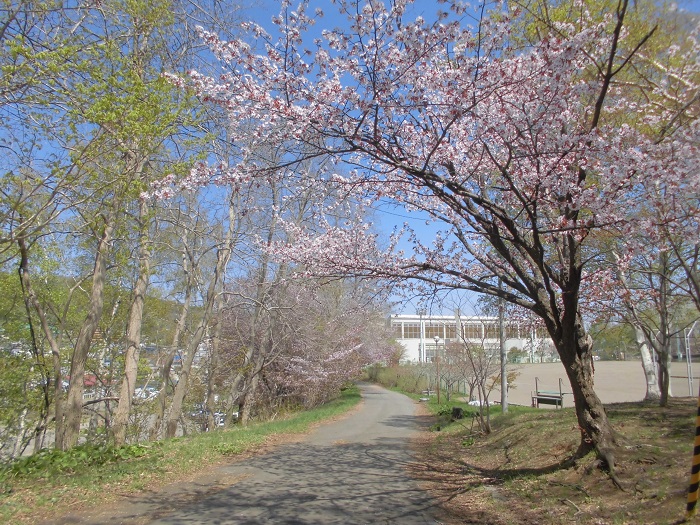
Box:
left=425, top=344, right=437, bottom=362
left=505, top=324, right=520, bottom=339
left=462, top=323, right=482, bottom=340
left=425, top=324, right=443, bottom=339
left=403, top=323, right=420, bottom=339
left=484, top=323, right=498, bottom=339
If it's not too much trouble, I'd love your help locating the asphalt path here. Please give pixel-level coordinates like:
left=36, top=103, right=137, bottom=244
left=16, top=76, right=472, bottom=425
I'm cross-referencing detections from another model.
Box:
left=53, top=383, right=441, bottom=525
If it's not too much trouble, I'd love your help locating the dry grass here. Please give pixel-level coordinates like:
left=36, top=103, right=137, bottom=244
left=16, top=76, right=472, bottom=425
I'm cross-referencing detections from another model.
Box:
left=411, top=399, right=699, bottom=525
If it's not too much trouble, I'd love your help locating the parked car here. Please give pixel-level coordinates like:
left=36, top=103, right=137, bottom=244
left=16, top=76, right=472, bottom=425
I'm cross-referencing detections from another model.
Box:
left=189, top=406, right=227, bottom=428
left=134, top=387, right=158, bottom=400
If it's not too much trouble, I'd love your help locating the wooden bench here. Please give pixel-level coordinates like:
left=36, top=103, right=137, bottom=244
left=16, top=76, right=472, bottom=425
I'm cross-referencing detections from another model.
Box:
left=531, top=378, right=566, bottom=409
left=532, top=392, right=563, bottom=408
left=419, top=389, right=434, bottom=402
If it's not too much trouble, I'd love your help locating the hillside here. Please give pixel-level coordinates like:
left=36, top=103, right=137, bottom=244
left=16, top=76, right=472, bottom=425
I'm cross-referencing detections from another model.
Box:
left=413, top=398, right=697, bottom=525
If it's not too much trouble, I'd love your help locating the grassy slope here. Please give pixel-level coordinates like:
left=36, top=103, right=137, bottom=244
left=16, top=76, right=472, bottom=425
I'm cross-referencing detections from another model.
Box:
left=0, top=386, right=362, bottom=525
left=412, top=396, right=697, bottom=525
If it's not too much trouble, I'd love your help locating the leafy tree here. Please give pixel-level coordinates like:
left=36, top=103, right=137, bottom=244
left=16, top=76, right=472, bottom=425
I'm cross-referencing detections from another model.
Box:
left=1, top=0, right=246, bottom=451
left=616, top=246, right=697, bottom=404
left=589, top=321, right=635, bottom=360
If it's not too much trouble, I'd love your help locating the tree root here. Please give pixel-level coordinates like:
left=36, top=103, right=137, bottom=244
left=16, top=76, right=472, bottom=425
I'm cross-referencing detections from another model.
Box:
left=574, top=441, right=624, bottom=490
left=597, top=447, right=624, bottom=490
left=580, top=448, right=624, bottom=489
left=560, top=498, right=582, bottom=515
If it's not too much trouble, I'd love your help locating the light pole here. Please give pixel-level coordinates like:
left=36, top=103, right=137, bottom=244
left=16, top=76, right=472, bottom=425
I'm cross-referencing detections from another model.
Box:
left=418, top=309, right=426, bottom=363
left=434, top=336, right=441, bottom=404
left=687, top=320, right=698, bottom=396
left=498, top=279, right=508, bottom=413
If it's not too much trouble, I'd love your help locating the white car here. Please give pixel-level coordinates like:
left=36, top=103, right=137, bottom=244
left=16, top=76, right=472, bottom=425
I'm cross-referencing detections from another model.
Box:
left=134, top=387, right=158, bottom=400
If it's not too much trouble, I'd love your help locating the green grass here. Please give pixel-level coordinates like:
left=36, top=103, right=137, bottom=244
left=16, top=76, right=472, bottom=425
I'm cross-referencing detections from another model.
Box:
left=401, top=388, right=539, bottom=433
left=0, top=385, right=361, bottom=525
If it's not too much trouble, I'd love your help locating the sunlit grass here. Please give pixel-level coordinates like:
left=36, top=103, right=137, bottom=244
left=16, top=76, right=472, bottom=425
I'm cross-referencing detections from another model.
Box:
left=0, top=385, right=361, bottom=525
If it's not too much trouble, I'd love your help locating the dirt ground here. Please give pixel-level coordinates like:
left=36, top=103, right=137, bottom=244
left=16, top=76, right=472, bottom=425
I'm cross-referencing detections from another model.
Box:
left=503, top=360, right=698, bottom=406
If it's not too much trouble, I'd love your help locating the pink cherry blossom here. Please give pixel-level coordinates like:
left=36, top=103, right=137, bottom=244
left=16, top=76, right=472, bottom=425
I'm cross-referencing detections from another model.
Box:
left=169, top=0, right=699, bottom=466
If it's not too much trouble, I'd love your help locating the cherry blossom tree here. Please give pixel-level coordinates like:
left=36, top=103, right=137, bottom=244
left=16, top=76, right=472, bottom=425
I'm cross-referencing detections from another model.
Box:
left=169, top=0, right=699, bottom=478
left=219, top=274, right=394, bottom=419
left=205, top=158, right=394, bottom=423
left=272, top=279, right=397, bottom=408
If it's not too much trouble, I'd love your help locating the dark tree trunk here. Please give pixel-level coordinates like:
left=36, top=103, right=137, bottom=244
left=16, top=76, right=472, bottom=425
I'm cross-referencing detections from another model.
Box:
left=552, top=310, right=618, bottom=483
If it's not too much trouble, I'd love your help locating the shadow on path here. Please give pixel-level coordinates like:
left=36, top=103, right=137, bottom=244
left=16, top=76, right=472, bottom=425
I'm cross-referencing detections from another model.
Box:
left=138, top=439, right=437, bottom=524
left=50, top=385, right=443, bottom=525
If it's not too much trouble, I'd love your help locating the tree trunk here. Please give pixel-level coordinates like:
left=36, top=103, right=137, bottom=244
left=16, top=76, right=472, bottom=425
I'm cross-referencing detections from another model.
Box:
left=240, top=351, right=266, bottom=425
left=659, top=346, right=672, bottom=407
left=477, top=381, right=491, bottom=434
left=165, top=242, right=232, bottom=438
left=17, top=235, right=64, bottom=452
left=113, top=199, right=151, bottom=446
left=60, top=217, right=114, bottom=450
left=164, top=326, right=202, bottom=439
left=12, top=408, right=28, bottom=458
left=637, top=326, right=661, bottom=401
left=658, top=250, right=672, bottom=407
left=556, top=312, right=617, bottom=478
left=205, top=300, right=224, bottom=430
left=151, top=241, right=193, bottom=440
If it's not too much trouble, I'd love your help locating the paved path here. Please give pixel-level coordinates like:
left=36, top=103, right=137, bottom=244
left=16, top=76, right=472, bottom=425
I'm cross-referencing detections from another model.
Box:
left=53, top=383, right=441, bottom=525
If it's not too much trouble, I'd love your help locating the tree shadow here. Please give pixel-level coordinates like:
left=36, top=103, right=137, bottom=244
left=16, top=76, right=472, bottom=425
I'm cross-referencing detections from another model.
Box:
left=52, top=438, right=442, bottom=525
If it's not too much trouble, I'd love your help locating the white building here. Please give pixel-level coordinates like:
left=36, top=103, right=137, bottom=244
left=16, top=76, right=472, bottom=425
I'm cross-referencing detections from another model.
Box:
left=388, top=313, right=556, bottom=363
